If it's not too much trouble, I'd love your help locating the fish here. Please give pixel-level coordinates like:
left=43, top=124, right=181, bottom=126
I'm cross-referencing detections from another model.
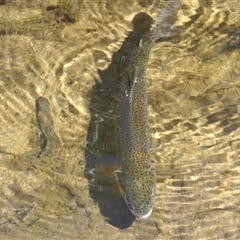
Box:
left=115, top=0, right=182, bottom=219
left=36, top=97, right=61, bottom=156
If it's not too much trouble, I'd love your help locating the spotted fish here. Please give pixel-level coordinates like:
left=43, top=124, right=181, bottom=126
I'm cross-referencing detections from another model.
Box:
left=116, top=1, right=182, bottom=219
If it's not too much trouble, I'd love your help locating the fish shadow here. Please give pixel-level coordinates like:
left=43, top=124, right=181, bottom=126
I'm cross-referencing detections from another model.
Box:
left=84, top=13, right=153, bottom=228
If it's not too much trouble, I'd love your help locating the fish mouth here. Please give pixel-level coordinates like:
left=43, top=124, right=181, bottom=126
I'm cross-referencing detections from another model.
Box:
left=115, top=173, right=155, bottom=219
left=132, top=208, right=153, bottom=220
left=124, top=196, right=153, bottom=219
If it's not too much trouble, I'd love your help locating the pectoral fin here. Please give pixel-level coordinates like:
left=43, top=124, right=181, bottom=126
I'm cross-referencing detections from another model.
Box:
left=155, top=164, right=182, bottom=182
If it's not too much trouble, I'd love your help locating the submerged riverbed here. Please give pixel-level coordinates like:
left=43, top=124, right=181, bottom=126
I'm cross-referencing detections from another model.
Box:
left=0, top=0, right=240, bottom=239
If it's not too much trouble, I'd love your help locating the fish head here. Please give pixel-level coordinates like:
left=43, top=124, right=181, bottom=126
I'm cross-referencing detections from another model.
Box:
left=117, top=169, right=156, bottom=219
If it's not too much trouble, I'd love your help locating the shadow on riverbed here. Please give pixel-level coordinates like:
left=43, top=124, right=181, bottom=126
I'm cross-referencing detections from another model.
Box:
left=84, top=12, right=154, bottom=229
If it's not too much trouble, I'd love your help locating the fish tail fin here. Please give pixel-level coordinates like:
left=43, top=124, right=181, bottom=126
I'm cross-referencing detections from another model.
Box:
left=153, top=0, right=183, bottom=40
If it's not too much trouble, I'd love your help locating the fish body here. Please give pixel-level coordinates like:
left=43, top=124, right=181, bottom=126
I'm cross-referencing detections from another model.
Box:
left=116, top=1, right=181, bottom=219
left=116, top=28, right=156, bottom=219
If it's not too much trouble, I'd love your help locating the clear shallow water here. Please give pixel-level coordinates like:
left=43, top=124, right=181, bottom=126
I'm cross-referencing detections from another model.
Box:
left=0, top=0, right=240, bottom=239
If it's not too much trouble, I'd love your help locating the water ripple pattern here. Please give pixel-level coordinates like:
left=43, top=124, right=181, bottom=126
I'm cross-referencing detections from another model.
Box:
left=0, top=0, right=240, bottom=239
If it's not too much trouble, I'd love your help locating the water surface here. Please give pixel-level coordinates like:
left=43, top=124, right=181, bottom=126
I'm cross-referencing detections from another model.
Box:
left=0, top=0, right=240, bottom=239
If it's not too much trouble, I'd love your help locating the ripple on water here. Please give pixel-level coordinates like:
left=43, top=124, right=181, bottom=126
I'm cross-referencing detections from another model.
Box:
left=0, top=0, right=240, bottom=239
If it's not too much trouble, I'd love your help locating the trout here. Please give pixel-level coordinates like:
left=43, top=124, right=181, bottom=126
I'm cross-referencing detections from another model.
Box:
left=116, top=1, right=181, bottom=219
